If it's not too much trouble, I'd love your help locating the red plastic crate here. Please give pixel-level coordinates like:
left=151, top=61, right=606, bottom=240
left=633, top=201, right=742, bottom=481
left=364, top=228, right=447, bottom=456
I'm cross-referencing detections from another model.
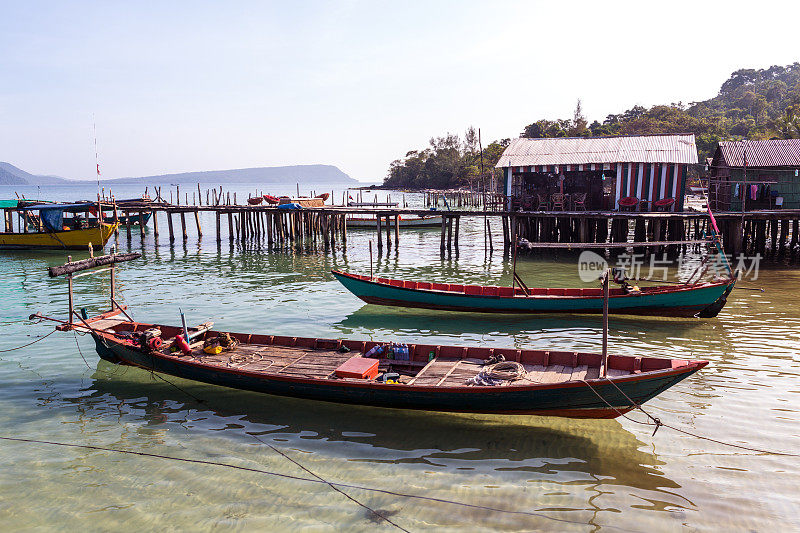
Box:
left=335, top=356, right=379, bottom=380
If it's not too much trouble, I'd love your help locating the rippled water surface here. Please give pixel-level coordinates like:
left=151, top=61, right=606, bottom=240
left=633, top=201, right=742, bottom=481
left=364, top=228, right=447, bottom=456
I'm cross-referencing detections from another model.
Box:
left=1, top=185, right=799, bottom=531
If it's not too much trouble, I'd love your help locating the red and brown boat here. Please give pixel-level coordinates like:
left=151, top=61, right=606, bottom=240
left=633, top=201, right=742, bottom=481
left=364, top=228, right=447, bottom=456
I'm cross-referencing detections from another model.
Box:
left=34, top=253, right=709, bottom=420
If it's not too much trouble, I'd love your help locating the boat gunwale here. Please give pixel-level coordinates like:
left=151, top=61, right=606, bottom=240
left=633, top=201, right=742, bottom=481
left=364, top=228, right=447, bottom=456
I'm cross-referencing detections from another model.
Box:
left=331, top=269, right=734, bottom=301
left=88, top=321, right=708, bottom=394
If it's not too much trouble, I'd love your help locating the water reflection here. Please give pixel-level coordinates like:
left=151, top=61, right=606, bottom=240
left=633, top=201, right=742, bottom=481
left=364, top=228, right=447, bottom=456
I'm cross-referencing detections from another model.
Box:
left=336, top=305, right=710, bottom=339
left=53, top=361, right=696, bottom=516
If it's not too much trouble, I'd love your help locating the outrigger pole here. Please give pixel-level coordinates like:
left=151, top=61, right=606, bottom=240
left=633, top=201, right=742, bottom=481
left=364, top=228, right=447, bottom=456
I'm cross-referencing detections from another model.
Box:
left=48, top=249, right=141, bottom=329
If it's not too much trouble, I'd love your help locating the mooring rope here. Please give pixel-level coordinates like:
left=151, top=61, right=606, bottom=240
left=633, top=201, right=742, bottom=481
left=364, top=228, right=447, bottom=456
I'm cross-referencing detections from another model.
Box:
left=0, top=435, right=633, bottom=531
left=0, top=329, right=55, bottom=353
left=579, top=378, right=800, bottom=457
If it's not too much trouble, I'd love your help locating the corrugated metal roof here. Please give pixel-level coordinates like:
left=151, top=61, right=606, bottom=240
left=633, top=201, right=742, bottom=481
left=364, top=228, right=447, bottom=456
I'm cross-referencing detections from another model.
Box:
left=495, top=134, right=698, bottom=168
left=718, top=139, right=800, bottom=168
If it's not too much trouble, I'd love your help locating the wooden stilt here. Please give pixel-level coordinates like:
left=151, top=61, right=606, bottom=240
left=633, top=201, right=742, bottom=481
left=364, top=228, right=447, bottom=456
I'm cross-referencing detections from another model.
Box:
left=440, top=215, right=447, bottom=255
left=167, top=212, right=175, bottom=242
left=180, top=212, right=187, bottom=240
left=376, top=216, right=383, bottom=252
left=194, top=210, right=202, bottom=237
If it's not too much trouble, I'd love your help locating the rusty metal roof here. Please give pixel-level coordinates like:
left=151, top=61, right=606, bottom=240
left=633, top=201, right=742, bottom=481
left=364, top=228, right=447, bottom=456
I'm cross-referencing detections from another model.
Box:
left=495, top=134, right=698, bottom=168
left=718, top=139, right=800, bottom=168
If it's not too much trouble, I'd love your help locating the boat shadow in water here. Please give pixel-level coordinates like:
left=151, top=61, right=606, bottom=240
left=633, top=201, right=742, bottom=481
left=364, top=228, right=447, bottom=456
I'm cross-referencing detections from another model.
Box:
left=61, top=360, right=694, bottom=510
left=335, top=305, right=709, bottom=339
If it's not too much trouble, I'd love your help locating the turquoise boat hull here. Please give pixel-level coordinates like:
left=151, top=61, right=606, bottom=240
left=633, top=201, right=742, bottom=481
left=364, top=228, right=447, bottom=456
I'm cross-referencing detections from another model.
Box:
left=332, top=270, right=735, bottom=318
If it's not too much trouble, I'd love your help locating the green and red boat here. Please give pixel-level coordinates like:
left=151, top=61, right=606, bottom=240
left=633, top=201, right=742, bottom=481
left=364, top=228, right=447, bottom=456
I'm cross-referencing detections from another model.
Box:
left=331, top=270, right=736, bottom=318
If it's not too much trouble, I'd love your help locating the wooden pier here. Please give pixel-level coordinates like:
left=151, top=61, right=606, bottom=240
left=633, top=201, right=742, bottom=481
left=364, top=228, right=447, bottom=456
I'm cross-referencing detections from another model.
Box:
left=108, top=195, right=800, bottom=263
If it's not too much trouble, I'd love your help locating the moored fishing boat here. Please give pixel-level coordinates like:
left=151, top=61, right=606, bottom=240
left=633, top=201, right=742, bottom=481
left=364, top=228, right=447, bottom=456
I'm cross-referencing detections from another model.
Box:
left=1, top=203, right=117, bottom=250
left=34, top=254, right=709, bottom=419
left=346, top=214, right=444, bottom=228
left=102, top=212, right=151, bottom=226
left=331, top=270, right=736, bottom=318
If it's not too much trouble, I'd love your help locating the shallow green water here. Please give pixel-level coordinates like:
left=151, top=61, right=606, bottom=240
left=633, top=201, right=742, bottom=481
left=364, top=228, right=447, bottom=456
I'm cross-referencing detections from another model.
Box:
left=1, top=188, right=799, bottom=531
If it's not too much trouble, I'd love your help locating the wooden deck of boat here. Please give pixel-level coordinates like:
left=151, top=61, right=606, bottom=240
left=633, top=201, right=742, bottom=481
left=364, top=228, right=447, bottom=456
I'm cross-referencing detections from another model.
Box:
left=164, top=343, right=630, bottom=386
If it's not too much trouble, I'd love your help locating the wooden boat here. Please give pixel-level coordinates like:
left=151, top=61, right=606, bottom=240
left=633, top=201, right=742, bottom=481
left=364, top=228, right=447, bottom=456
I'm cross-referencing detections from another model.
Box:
left=316, top=192, right=330, bottom=201
left=346, top=214, right=444, bottom=228
left=263, top=194, right=280, bottom=204
left=103, top=212, right=151, bottom=226
left=247, top=196, right=264, bottom=205
left=331, top=270, right=736, bottom=318
left=35, top=253, right=708, bottom=420
left=1, top=203, right=117, bottom=250
left=65, top=312, right=707, bottom=419
left=279, top=196, right=325, bottom=207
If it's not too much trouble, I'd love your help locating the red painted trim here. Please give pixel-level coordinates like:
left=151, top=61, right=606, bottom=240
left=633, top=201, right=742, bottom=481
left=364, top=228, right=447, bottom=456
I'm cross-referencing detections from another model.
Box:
left=333, top=269, right=733, bottom=302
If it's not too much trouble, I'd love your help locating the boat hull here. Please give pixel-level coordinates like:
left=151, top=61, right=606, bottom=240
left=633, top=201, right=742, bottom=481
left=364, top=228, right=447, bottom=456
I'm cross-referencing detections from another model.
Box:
left=93, top=332, right=703, bottom=419
left=332, top=270, right=734, bottom=318
left=0, top=223, right=117, bottom=250
left=346, top=216, right=443, bottom=228
left=103, top=213, right=151, bottom=226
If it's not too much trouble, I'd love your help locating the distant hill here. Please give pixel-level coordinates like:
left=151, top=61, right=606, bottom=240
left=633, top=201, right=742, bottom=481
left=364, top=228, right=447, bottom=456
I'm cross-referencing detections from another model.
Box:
left=0, top=162, right=70, bottom=186
left=0, top=162, right=356, bottom=186
left=106, top=164, right=356, bottom=184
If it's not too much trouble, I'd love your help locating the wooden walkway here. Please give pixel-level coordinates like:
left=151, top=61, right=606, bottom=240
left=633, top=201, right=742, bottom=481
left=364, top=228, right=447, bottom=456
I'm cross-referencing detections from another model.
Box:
left=83, top=188, right=800, bottom=262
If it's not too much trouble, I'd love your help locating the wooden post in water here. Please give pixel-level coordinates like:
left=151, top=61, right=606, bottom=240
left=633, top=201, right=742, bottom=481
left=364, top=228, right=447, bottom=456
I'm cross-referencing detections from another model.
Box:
left=376, top=216, right=383, bottom=252
left=152, top=210, right=159, bottom=237
left=227, top=212, right=234, bottom=242
left=194, top=210, right=202, bottom=237
left=215, top=211, right=221, bottom=242
left=385, top=215, right=391, bottom=250
left=394, top=215, right=399, bottom=247
left=440, top=215, right=446, bottom=256
left=486, top=217, right=493, bottom=254
left=139, top=212, right=145, bottom=238
left=126, top=213, right=132, bottom=240
left=167, top=212, right=175, bottom=242
left=67, top=255, right=73, bottom=327
left=602, top=269, right=609, bottom=378
left=114, top=202, right=119, bottom=237
left=180, top=212, right=187, bottom=240
left=446, top=216, right=453, bottom=252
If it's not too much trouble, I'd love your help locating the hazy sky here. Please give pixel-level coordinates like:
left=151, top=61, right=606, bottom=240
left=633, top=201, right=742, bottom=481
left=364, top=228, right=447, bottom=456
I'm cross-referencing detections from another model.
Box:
left=1, top=1, right=798, bottom=181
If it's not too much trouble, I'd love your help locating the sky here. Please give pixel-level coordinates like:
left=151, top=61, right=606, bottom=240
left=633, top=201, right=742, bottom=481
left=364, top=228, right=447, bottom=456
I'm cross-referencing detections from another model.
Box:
left=1, top=1, right=798, bottom=182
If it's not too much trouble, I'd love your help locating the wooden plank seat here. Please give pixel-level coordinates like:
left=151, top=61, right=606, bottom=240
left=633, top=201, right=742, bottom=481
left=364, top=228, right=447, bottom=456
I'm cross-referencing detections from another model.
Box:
left=162, top=340, right=630, bottom=385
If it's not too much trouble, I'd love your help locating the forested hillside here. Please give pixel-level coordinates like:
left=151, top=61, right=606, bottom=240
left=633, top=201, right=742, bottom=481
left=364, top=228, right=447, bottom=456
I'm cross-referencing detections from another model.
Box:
left=384, top=63, right=800, bottom=189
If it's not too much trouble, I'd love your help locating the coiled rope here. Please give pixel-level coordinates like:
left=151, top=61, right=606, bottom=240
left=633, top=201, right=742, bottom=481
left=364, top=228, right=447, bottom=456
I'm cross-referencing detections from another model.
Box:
left=483, top=361, right=527, bottom=381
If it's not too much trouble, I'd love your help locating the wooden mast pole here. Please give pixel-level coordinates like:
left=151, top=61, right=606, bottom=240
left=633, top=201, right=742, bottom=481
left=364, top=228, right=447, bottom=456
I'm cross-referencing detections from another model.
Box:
left=511, top=216, right=518, bottom=292
left=602, top=269, right=609, bottom=378
left=67, top=256, right=73, bottom=327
